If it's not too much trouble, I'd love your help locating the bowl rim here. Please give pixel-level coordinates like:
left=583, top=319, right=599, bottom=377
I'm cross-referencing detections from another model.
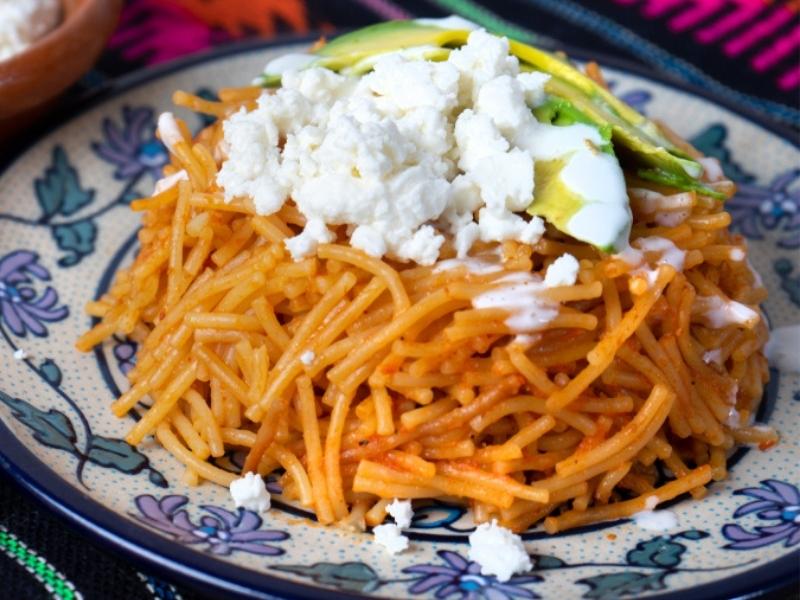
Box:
left=0, top=32, right=798, bottom=600
left=0, top=0, right=96, bottom=69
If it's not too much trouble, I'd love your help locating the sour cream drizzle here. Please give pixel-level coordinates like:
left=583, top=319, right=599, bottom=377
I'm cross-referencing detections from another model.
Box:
left=472, top=271, right=559, bottom=332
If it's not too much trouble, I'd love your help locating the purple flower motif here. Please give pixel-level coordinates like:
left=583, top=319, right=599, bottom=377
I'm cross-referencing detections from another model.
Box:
left=404, top=550, right=541, bottom=599
left=607, top=81, right=653, bottom=114
left=92, top=106, right=168, bottom=181
left=722, top=480, right=800, bottom=550
left=133, top=494, right=289, bottom=556
left=112, top=335, right=137, bottom=376
left=0, top=251, right=69, bottom=337
left=726, top=168, right=800, bottom=248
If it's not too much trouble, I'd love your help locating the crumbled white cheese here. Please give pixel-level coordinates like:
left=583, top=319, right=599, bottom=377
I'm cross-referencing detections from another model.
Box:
left=386, top=499, right=414, bottom=529
left=218, top=28, right=632, bottom=264
left=13, top=348, right=28, bottom=360
left=299, top=350, right=316, bottom=366
left=153, top=170, right=189, bottom=194
left=644, top=495, right=658, bottom=511
left=285, top=218, right=335, bottom=261
left=633, top=510, right=678, bottom=531
left=544, top=254, right=579, bottom=288
left=468, top=520, right=531, bottom=582
left=217, top=30, right=562, bottom=266
left=157, top=112, right=185, bottom=154
left=0, top=0, right=60, bottom=62
left=229, top=472, right=271, bottom=513
left=373, top=523, right=409, bottom=554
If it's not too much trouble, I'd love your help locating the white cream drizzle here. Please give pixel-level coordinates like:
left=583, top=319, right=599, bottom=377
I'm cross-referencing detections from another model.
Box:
left=628, top=188, right=693, bottom=227
left=153, top=170, right=188, bottom=194
left=703, top=348, right=723, bottom=366
left=617, top=236, right=686, bottom=288
left=472, top=271, right=559, bottom=332
left=693, top=296, right=760, bottom=329
left=433, top=256, right=503, bottom=275
left=698, top=157, right=724, bottom=182
left=157, top=112, right=184, bottom=154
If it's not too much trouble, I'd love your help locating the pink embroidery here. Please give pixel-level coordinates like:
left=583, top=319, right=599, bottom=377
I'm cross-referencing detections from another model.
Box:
left=638, top=0, right=686, bottom=19
left=669, top=0, right=726, bottom=33
left=752, top=24, right=800, bottom=71
left=778, top=65, right=800, bottom=90
left=109, top=0, right=226, bottom=66
left=724, top=5, right=794, bottom=56
left=611, top=0, right=799, bottom=94
left=695, top=1, right=766, bottom=45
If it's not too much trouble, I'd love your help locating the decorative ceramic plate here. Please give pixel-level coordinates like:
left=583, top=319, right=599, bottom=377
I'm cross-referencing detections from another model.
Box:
left=0, top=38, right=798, bottom=600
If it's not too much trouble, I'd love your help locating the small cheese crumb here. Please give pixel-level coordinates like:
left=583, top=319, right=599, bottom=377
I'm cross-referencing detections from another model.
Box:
left=230, top=472, right=271, bottom=513
left=387, top=499, right=414, bottom=529
left=13, top=348, right=28, bottom=360
left=544, top=253, right=579, bottom=287
left=633, top=510, right=678, bottom=531
left=644, top=495, right=658, bottom=511
left=299, top=350, right=315, bottom=366
left=730, top=248, right=745, bottom=261
left=373, top=523, right=409, bottom=554
left=468, top=520, right=531, bottom=582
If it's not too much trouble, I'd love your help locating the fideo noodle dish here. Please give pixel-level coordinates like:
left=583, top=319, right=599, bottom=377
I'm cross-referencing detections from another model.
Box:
left=77, top=17, right=776, bottom=579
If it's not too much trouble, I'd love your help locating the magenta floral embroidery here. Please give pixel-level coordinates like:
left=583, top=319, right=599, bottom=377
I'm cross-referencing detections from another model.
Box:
left=109, top=0, right=229, bottom=66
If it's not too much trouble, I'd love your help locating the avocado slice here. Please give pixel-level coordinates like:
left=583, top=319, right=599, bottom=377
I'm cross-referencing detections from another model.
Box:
left=528, top=150, right=631, bottom=253
left=313, top=21, right=469, bottom=72
left=540, top=77, right=722, bottom=199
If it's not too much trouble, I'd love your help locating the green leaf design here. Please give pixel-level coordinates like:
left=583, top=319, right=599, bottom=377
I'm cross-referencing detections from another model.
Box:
left=39, top=359, right=62, bottom=387
left=626, top=537, right=686, bottom=569
left=530, top=554, right=566, bottom=570
left=0, top=391, right=77, bottom=454
left=148, top=469, right=169, bottom=488
left=34, top=146, right=95, bottom=221
left=273, top=562, right=380, bottom=593
left=52, top=219, right=97, bottom=267
left=86, top=435, right=148, bottom=472
left=673, top=529, right=709, bottom=541
left=577, top=571, right=667, bottom=599
left=689, top=124, right=753, bottom=184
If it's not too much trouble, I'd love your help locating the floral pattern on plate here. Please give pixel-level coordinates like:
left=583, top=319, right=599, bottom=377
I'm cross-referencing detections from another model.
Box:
left=0, top=43, right=797, bottom=599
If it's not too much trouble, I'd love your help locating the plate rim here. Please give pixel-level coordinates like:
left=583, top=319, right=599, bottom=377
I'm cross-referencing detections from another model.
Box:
left=0, top=33, right=798, bottom=600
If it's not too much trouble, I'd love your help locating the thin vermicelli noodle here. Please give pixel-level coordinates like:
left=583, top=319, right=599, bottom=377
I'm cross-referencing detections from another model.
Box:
left=77, top=78, right=775, bottom=534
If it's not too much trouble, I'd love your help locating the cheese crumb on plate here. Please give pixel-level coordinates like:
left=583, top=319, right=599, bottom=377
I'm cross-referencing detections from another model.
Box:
left=468, top=520, right=531, bottom=582
left=373, top=523, right=409, bottom=555
left=229, top=472, right=271, bottom=513
left=386, top=499, right=414, bottom=529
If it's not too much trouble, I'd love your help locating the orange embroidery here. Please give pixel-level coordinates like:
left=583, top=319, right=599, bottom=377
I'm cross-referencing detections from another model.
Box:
left=175, top=0, right=309, bottom=37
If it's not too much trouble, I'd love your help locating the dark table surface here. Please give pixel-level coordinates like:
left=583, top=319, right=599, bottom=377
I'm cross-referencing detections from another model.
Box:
left=2, top=1, right=799, bottom=598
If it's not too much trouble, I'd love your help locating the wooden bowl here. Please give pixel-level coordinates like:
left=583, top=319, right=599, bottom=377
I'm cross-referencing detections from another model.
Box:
left=0, top=0, right=123, bottom=140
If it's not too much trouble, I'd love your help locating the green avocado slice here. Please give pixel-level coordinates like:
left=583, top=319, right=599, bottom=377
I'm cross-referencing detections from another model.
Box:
left=313, top=21, right=469, bottom=71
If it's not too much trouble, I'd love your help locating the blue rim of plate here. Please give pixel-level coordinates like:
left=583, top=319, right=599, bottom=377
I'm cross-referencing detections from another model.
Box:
left=0, top=32, right=798, bottom=600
